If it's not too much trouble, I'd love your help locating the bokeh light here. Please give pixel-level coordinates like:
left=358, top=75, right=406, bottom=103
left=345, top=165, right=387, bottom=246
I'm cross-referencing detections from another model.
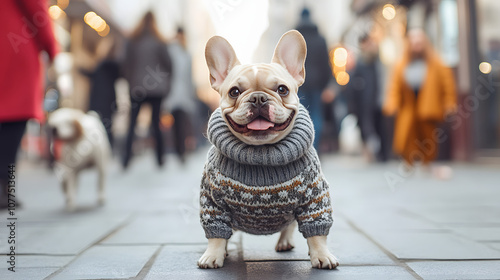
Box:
left=98, top=25, right=110, bottom=37
left=48, top=5, right=65, bottom=20
left=479, top=62, right=492, bottom=74
left=382, top=4, right=396, bottom=20
left=57, top=0, right=69, bottom=10
left=84, top=11, right=108, bottom=36
left=336, top=71, right=350, bottom=86
left=333, top=47, right=348, bottom=67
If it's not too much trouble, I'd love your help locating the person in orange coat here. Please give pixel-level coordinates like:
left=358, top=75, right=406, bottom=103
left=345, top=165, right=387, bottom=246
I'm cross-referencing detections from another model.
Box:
left=384, top=28, right=456, bottom=169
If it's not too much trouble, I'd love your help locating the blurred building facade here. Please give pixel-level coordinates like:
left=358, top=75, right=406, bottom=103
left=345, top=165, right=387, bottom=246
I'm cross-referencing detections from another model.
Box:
left=45, top=0, right=499, bottom=161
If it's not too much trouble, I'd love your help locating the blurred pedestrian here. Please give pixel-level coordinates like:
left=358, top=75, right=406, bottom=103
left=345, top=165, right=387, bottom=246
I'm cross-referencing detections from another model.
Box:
left=295, top=8, right=332, bottom=150
left=0, top=0, right=58, bottom=208
left=81, top=37, right=120, bottom=147
left=384, top=28, right=456, bottom=175
left=162, top=28, right=197, bottom=163
left=122, top=12, right=172, bottom=169
left=344, top=31, right=389, bottom=162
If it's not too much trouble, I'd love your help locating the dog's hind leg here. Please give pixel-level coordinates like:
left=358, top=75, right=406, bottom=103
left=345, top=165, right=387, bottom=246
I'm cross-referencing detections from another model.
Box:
left=275, top=221, right=296, bottom=252
left=97, top=165, right=106, bottom=206
left=64, top=174, right=77, bottom=211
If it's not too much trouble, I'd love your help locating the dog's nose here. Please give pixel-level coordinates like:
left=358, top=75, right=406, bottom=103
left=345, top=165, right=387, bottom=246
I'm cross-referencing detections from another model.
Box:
left=51, top=127, right=58, bottom=138
left=249, top=93, right=268, bottom=107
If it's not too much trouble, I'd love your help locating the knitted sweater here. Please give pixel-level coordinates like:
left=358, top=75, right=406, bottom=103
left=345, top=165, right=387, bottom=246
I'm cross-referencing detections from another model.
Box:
left=200, top=105, right=333, bottom=239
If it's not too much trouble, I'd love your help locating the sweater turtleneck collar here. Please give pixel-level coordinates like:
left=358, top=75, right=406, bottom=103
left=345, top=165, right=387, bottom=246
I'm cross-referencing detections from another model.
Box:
left=207, top=105, right=314, bottom=166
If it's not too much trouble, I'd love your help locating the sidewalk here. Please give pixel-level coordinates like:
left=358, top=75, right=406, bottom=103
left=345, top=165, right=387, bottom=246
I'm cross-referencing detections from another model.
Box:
left=1, top=147, right=500, bottom=280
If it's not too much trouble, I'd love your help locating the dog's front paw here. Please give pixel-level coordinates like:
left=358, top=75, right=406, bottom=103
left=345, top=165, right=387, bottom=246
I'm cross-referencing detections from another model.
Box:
left=310, top=251, right=339, bottom=269
left=198, top=249, right=226, bottom=269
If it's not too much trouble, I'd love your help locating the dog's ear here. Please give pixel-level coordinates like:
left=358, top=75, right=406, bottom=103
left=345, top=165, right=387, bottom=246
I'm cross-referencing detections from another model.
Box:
left=205, top=36, right=240, bottom=92
left=272, top=30, right=307, bottom=86
left=72, top=119, right=84, bottom=140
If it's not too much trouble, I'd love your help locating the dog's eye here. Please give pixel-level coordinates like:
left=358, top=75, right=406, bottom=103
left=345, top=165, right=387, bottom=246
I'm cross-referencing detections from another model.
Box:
left=229, top=87, right=241, bottom=98
left=277, top=85, right=289, bottom=97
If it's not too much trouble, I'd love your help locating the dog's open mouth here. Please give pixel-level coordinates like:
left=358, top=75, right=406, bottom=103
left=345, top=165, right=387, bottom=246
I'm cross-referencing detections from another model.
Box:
left=226, top=111, right=295, bottom=134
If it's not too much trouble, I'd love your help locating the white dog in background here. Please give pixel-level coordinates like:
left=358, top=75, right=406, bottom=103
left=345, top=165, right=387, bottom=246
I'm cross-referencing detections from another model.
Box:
left=48, top=108, right=111, bottom=211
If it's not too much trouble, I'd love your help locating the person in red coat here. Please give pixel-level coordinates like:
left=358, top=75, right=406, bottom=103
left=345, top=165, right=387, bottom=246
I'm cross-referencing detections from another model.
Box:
left=0, top=0, right=58, bottom=209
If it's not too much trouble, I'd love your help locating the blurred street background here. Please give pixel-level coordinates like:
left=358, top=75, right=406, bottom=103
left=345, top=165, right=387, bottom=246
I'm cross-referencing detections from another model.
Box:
left=1, top=0, right=500, bottom=279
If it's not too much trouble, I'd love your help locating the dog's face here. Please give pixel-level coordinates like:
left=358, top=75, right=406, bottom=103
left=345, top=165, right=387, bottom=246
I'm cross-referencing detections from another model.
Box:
left=48, top=108, right=84, bottom=141
left=206, top=30, right=307, bottom=145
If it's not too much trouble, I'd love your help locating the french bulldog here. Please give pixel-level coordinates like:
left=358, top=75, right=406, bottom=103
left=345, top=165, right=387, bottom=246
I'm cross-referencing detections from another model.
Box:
left=198, top=30, right=338, bottom=269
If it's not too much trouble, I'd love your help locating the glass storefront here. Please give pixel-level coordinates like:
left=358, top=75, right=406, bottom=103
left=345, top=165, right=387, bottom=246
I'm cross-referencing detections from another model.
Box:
left=474, top=0, right=500, bottom=151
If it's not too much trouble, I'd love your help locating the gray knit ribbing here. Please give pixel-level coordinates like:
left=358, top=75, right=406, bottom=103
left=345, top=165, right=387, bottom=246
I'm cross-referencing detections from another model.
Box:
left=206, top=105, right=318, bottom=186
left=207, top=105, right=315, bottom=166
left=207, top=146, right=320, bottom=186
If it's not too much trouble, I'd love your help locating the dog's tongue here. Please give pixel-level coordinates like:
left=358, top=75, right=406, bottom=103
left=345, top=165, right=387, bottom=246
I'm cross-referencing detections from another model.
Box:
left=247, top=118, right=275, bottom=130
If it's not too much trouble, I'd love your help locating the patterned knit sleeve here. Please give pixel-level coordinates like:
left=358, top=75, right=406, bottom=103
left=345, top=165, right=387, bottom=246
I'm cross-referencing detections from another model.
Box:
left=200, top=171, right=233, bottom=239
left=295, top=174, right=333, bottom=238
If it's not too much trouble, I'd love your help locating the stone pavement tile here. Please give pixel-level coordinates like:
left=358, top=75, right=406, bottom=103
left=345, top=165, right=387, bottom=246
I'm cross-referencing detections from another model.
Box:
left=102, top=212, right=206, bottom=245
left=242, top=231, right=309, bottom=261
left=242, top=229, right=395, bottom=265
left=487, top=242, right=500, bottom=251
left=52, top=245, right=158, bottom=280
left=416, top=205, right=500, bottom=225
left=144, top=245, right=244, bottom=280
left=343, top=209, right=444, bottom=231
left=407, top=260, right=500, bottom=280
left=448, top=227, right=500, bottom=242
left=0, top=267, right=58, bottom=280
left=0, top=256, right=72, bottom=269
left=332, top=215, right=353, bottom=230
left=0, top=212, right=129, bottom=255
left=368, top=231, right=500, bottom=259
left=245, top=262, right=416, bottom=280
left=329, top=229, right=395, bottom=265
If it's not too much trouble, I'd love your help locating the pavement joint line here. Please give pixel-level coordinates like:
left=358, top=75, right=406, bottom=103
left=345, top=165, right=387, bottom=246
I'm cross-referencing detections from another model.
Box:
left=44, top=214, right=136, bottom=280
left=343, top=218, right=424, bottom=280
left=100, top=242, right=209, bottom=246
left=242, top=259, right=316, bottom=263
left=401, top=258, right=500, bottom=262
left=398, top=208, right=454, bottom=231
left=441, top=223, right=500, bottom=227
left=98, top=242, right=209, bottom=246
left=398, top=208, right=500, bottom=250
left=244, top=260, right=402, bottom=267
left=4, top=253, right=75, bottom=256
left=132, top=245, right=164, bottom=280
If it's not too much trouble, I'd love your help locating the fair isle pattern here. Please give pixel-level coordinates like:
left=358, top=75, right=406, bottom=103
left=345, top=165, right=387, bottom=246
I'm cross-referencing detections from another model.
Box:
left=200, top=105, right=333, bottom=239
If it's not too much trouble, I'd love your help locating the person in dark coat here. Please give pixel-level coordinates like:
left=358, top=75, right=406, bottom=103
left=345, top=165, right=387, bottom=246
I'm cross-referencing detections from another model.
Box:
left=295, top=8, right=332, bottom=150
left=0, top=0, right=58, bottom=209
left=82, top=38, right=120, bottom=146
left=122, top=12, right=173, bottom=169
left=162, top=28, right=197, bottom=163
left=344, top=32, right=389, bottom=162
